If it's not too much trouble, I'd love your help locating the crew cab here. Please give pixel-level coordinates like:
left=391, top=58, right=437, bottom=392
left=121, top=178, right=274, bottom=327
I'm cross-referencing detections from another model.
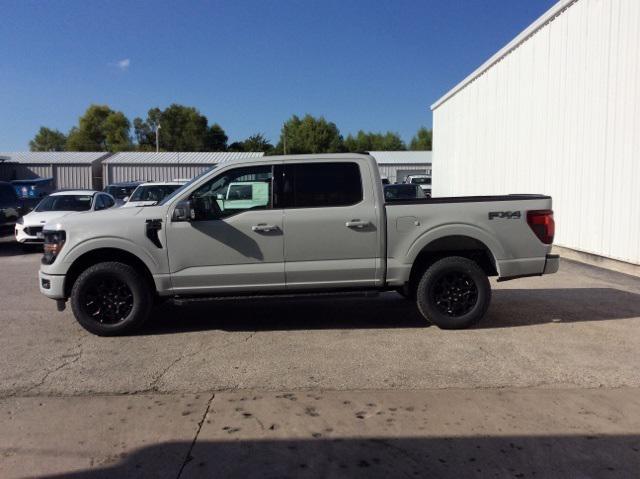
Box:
left=38, top=154, right=558, bottom=336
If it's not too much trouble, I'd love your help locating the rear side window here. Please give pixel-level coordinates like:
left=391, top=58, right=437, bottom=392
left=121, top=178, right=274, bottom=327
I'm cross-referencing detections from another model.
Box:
left=280, top=162, right=362, bottom=208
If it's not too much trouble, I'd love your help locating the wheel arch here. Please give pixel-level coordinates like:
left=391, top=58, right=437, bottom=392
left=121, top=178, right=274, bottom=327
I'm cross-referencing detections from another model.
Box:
left=407, top=235, right=498, bottom=296
left=64, top=248, right=157, bottom=298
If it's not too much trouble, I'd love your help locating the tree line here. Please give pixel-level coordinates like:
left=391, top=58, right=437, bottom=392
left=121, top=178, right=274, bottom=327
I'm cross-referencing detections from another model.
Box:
left=29, top=104, right=432, bottom=154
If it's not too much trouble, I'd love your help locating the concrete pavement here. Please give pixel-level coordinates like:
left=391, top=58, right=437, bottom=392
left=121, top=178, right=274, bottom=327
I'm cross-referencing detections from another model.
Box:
left=2, top=389, right=640, bottom=478
left=1, top=235, right=640, bottom=477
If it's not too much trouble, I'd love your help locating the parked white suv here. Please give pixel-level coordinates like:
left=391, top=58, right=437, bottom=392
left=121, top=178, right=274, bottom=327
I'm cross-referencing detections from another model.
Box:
left=122, top=181, right=186, bottom=208
left=15, top=190, right=115, bottom=244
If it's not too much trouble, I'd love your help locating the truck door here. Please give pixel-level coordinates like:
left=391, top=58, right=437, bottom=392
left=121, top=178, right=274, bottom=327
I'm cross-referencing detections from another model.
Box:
left=165, top=164, right=285, bottom=294
left=278, top=161, right=380, bottom=289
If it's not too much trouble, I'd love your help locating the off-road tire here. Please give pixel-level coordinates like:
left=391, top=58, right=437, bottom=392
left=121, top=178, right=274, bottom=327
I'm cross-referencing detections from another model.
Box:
left=70, top=261, right=152, bottom=336
left=416, top=256, right=491, bottom=329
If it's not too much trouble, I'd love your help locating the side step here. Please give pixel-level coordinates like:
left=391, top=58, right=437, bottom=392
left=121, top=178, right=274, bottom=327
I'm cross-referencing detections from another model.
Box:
left=171, top=290, right=380, bottom=306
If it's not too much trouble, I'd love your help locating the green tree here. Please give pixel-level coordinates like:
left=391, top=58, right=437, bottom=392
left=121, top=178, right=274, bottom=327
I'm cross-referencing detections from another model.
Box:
left=409, top=127, right=432, bottom=150
left=275, top=115, right=343, bottom=154
left=134, top=104, right=227, bottom=151
left=344, top=130, right=406, bottom=151
left=66, top=105, right=132, bottom=151
left=229, top=133, right=273, bottom=153
left=29, top=127, right=67, bottom=151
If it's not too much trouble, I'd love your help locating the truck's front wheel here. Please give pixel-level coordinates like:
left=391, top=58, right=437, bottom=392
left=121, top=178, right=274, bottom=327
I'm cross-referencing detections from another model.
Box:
left=416, top=256, right=491, bottom=329
left=70, top=262, right=152, bottom=336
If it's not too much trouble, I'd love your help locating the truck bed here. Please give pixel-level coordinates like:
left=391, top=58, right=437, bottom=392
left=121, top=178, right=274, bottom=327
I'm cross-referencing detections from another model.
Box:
left=384, top=194, right=554, bottom=284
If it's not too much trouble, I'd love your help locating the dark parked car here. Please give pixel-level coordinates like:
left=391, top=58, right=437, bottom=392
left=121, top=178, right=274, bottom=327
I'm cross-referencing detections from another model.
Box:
left=12, top=177, right=55, bottom=212
left=384, top=183, right=427, bottom=201
left=104, top=181, right=143, bottom=206
left=0, top=181, right=24, bottom=234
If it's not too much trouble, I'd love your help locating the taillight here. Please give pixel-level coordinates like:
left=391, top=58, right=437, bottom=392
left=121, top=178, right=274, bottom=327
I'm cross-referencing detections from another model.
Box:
left=527, top=210, right=555, bottom=244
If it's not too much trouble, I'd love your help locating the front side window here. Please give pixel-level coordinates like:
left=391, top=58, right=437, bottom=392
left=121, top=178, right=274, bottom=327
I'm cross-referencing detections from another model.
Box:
left=280, top=162, right=362, bottom=208
left=191, top=165, right=272, bottom=220
left=94, top=195, right=106, bottom=210
left=35, top=195, right=93, bottom=212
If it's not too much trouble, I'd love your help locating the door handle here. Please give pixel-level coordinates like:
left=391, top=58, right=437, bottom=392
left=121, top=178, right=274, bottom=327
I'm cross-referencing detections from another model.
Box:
left=345, top=219, right=370, bottom=229
left=252, top=223, right=278, bottom=232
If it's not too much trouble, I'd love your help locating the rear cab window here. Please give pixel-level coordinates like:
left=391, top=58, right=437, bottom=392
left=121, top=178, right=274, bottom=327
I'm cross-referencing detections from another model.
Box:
left=278, top=162, right=363, bottom=208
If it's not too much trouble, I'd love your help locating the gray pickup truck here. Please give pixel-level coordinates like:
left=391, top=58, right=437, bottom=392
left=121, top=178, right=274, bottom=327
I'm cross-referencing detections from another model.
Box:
left=38, top=154, right=558, bottom=336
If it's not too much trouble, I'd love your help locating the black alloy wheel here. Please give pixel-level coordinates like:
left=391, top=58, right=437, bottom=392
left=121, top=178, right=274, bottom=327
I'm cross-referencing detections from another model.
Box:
left=430, top=271, right=478, bottom=317
left=81, top=276, right=134, bottom=324
left=415, top=256, right=491, bottom=329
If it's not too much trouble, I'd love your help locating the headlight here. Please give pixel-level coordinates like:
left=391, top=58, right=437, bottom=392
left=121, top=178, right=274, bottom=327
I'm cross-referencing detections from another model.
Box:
left=42, top=230, right=66, bottom=265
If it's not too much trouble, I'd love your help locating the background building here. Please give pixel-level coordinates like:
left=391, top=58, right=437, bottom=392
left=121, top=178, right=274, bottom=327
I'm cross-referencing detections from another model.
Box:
left=368, top=151, right=432, bottom=184
left=431, top=0, right=639, bottom=269
left=0, top=152, right=108, bottom=190
left=102, top=151, right=264, bottom=185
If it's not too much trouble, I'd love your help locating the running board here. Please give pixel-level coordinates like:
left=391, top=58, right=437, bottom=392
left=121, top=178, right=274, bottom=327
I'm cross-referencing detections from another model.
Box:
left=171, top=290, right=380, bottom=306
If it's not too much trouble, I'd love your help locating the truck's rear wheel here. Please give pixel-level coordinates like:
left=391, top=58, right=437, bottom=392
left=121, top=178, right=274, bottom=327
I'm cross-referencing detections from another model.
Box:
left=70, top=262, right=152, bottom=336
left=416, top=256, right=491, bottom=329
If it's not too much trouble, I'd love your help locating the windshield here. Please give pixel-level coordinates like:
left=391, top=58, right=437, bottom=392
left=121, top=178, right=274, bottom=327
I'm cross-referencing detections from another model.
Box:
left=410, top=177, right=431, bottom=185
left=158, top=168, right=215, bottom=206
left=105, top=185, right=137, bottom=200
left=129, top=184, right=182, bottom=203
left=35, top=195, right=93, bottom=212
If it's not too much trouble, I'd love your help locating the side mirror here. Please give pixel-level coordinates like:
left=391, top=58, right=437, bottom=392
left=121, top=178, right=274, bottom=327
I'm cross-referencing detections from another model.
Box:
left=216, top=193, right=224, bottom=200
left=123, top=196, right=129, bottom=203
left=172, top=200, right=192, bottom=222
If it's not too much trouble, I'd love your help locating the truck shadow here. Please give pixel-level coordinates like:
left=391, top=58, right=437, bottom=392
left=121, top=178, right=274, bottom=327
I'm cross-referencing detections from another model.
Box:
left=484, top=288, right=640, bottom=329
left=38, top=434, right=640, bottom=478
left=142, top=287, right=640, bottom=335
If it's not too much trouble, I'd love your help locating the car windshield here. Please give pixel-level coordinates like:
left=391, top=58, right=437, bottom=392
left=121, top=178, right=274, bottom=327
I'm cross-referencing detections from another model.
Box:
left=129, top=184, right=182, bottom=203
left=410, top=177, right=430, bottom=184
left=35, top=195, right=93, bottom=212
left=157, top=168, right=215, bottom=206
left=105, top=185, right=137, bottom=199
left=384, top=185, right=425, bottom=200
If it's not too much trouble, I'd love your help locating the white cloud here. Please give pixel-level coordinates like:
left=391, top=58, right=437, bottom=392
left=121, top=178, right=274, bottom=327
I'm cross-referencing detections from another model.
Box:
left=113, top=58, right=130, bottom=71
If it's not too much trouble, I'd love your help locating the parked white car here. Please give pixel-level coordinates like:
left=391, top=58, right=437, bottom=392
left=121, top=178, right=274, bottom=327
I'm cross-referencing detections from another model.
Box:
left=15, top=190, right=115, bottom=244
left=122, top=181, right=186, bottom=208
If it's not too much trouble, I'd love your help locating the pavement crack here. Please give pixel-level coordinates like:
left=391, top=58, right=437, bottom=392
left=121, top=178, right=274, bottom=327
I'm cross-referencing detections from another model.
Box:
left=243, top=331, right=257, bottom=342
left=176, top=392, right=215, bottom=479
left=18, top=340, right=84, bottom=396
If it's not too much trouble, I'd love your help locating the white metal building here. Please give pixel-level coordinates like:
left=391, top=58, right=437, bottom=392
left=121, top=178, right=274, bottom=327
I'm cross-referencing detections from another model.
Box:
left=431, top=0, right=640, bottom=266
left=102, top=151, right=264, bottom=185
left=368, top=151, right=432, bottom=184
left=0, top=152, right=109, bottom=190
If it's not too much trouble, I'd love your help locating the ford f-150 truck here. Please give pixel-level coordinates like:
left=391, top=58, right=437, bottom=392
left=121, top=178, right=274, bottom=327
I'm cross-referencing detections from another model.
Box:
left=38, top=154, right=558, bottom=336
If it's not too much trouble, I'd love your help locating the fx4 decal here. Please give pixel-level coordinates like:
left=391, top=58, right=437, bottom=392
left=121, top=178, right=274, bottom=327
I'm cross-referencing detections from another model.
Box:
left=488, top=211, right=521, bottom=220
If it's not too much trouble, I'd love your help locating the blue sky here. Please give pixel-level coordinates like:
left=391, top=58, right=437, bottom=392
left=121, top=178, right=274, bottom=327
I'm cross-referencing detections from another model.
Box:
left=0, top=0, right=557, bottom=150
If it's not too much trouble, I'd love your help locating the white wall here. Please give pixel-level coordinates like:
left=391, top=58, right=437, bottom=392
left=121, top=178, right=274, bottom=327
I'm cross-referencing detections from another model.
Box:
left=432, top=0, right=640, bottom=265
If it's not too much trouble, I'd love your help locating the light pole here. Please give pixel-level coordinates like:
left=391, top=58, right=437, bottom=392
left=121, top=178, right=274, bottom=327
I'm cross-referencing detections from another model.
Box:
left=155, top=123, right=161, bottom=153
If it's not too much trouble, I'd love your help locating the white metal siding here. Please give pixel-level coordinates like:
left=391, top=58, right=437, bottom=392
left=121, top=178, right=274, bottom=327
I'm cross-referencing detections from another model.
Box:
left=432, top=0, right=640, bottom=265
left=104, top=164, right=215, bottom=184
left=54, top=165, right=94, bottom=190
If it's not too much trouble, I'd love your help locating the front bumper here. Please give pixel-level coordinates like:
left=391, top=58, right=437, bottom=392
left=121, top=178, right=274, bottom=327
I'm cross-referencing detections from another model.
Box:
left=543, top=254, right=560, bottom=274
left=39, top=271, right=66, bottom=299
left=15, top=224, right=44, bottom=244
